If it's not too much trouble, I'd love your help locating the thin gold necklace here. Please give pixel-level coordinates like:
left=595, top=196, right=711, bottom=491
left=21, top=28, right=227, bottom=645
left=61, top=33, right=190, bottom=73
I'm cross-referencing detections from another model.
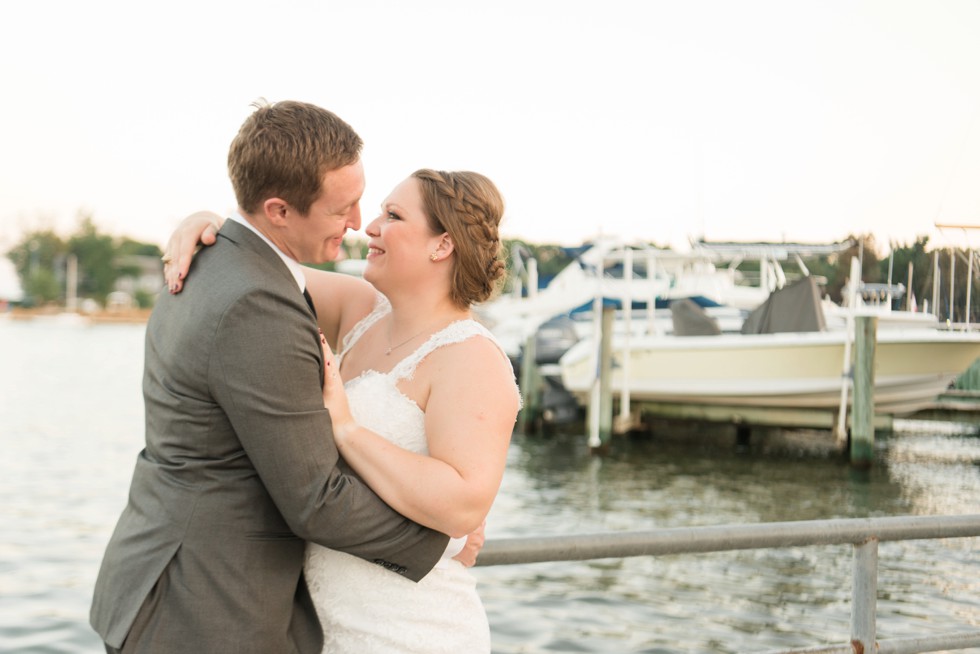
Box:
left=385, top=318, right=441, bottom=356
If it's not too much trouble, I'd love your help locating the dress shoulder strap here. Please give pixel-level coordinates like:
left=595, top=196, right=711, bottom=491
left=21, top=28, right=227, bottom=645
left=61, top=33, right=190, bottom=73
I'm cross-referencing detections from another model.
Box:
left=390, top=319, right=513, bottom=385
left=337, top=293, right=390, bottom=366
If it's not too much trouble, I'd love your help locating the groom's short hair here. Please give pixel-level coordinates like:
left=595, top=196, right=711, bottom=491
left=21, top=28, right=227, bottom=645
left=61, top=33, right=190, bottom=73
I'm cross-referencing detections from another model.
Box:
left=228, top=100, right=363, bottom=216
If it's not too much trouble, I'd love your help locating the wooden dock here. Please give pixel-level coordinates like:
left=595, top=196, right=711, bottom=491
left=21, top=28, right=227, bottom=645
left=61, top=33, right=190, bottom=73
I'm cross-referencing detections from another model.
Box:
left=909, top=389, right=980, bottom=426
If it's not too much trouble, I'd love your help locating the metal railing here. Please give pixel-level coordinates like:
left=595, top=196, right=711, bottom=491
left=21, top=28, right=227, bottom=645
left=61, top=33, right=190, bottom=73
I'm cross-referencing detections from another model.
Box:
left=475, top=514, right=980, bottom=653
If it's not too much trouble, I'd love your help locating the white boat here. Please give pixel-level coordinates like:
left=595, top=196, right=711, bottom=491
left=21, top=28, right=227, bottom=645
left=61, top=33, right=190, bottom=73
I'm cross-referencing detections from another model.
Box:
left=479, top=236, right=915, bottom=383
left=557, top=326, right=980, bottom=416
left=558, top=260, right=980, bottom=417
left=482, top=236, right=979, bottom=421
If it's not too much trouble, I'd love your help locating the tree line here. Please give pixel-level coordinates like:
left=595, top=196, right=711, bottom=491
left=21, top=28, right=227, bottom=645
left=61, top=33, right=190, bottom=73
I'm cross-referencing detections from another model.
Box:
left=7, top=216, right=164, bottom=308
left=5, top=216, right=978, bottom=323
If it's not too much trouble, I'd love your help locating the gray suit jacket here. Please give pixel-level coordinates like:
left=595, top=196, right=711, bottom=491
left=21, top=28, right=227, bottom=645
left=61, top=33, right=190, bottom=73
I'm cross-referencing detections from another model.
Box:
left=90, top=220, right=448, bottom=652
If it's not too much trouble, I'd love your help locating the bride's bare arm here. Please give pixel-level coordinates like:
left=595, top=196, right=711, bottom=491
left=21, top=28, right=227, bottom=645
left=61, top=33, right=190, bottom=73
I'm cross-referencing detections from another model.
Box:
left=162, top=211, right=224, bottom=293
left=321, top=338, right=518, bottom=538
left=304, top=268, right=378, bottom=352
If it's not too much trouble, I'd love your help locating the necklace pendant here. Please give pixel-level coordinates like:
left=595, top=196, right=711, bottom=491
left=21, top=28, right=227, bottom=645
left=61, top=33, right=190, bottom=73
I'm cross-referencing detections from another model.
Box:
left=385, top=347, right=392, bottom=356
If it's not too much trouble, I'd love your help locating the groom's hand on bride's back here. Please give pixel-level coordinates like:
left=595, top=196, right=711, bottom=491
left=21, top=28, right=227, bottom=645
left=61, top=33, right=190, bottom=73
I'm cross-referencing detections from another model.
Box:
left=452, top=520, right=486, bottom=567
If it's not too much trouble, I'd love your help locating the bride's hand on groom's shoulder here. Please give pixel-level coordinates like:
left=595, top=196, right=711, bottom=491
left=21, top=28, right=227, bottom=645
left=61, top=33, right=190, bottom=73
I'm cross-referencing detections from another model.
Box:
left=161, top=211, right=224, bottom=294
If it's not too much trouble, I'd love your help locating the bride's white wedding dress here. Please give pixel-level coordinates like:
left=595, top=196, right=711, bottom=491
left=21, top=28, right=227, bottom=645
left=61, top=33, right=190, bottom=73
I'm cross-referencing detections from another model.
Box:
left=304, top=296, right=517, bottom=653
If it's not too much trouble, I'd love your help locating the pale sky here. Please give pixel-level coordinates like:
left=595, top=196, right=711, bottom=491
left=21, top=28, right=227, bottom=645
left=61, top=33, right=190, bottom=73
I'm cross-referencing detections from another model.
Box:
left=2, top=0, right=980, bottom=256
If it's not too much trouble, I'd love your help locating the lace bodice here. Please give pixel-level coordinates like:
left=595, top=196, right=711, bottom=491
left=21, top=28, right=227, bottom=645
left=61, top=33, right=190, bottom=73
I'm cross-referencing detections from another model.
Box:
left=303, top=295, right=517, bottom=653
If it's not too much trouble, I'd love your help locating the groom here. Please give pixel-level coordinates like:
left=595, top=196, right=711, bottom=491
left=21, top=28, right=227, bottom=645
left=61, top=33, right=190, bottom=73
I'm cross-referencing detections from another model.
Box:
left=90, top=101, right=449, bottom=653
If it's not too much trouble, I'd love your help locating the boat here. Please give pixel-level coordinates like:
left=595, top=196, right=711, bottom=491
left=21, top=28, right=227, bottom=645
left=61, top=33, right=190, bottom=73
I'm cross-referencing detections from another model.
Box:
left=557, top=263, right=980, bottom=417
left=557, top=324, right=980, bottom=416
left=480, top=236, right=980, bottom=424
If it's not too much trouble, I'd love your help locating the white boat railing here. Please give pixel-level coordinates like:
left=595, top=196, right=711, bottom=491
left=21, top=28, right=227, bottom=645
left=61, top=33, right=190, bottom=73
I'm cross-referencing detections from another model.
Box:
left=476, top=514, right=980, bottom=653
left=835, top=257, right=861, bottom=443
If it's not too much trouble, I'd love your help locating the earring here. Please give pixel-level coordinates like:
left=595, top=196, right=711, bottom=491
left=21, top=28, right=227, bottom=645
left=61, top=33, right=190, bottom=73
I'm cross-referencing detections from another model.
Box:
left=430, top=253, right=438, bottom=261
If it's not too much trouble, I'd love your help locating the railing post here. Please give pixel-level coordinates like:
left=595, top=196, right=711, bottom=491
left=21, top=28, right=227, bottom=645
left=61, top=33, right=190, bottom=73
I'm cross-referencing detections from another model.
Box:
left=851, top=538, right=878, bottom=653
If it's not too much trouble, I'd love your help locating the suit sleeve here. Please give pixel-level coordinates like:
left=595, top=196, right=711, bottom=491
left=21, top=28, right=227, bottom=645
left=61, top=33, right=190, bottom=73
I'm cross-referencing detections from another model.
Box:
left=209, top=288, right=449, bottom=582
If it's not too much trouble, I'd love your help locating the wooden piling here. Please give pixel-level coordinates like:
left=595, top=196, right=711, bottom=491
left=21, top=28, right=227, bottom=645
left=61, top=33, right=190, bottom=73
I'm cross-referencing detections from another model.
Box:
left=589, top=305, right=615, bottom=452
left=850, top=315, right=877, bottom=467
left=517, top=331, right=541, bottom=434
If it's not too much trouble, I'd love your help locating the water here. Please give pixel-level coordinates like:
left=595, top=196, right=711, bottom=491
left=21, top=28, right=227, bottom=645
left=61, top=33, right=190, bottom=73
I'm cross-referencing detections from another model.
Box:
left=1, top=319, right=978, bottom=653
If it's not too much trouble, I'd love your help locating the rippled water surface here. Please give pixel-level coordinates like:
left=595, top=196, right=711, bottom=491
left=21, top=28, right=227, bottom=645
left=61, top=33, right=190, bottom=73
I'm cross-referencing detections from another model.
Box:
left=1, top=319, right=978, bottom=653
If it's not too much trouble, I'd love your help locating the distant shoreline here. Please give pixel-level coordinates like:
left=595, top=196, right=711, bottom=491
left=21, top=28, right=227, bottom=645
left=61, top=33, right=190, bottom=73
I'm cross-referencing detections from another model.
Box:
left=6, top=306, right=152, bottom=324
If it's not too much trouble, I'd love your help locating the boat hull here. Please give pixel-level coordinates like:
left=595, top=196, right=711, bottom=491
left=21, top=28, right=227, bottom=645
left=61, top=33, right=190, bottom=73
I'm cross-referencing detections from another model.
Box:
left=559, top=329, right=980, bottom=416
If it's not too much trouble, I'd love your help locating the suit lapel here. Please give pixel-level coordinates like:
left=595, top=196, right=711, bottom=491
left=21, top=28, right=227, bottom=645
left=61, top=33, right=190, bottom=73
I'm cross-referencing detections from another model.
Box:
left=303, top=288, right=318, bottom=318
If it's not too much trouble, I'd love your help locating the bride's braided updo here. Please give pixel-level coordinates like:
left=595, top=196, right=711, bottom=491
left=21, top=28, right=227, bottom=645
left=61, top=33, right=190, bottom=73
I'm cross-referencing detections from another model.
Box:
left=412, top=169, right=506, bottom=309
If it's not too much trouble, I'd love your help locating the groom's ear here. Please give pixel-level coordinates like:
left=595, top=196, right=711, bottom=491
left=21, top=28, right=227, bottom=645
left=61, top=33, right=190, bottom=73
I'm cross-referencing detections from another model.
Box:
left=262, top=198, right=290, bottom=226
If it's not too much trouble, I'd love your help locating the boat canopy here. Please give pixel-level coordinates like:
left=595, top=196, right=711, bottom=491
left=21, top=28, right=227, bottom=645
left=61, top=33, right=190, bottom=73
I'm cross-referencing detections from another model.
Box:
left=670, top=298, right=723, bottom=336
left=740, top=276, right=827, bottom=334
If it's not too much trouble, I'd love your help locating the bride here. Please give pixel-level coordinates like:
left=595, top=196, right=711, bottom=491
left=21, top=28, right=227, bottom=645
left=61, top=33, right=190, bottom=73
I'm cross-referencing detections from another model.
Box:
left=168, top=168, right=520, bottom=652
